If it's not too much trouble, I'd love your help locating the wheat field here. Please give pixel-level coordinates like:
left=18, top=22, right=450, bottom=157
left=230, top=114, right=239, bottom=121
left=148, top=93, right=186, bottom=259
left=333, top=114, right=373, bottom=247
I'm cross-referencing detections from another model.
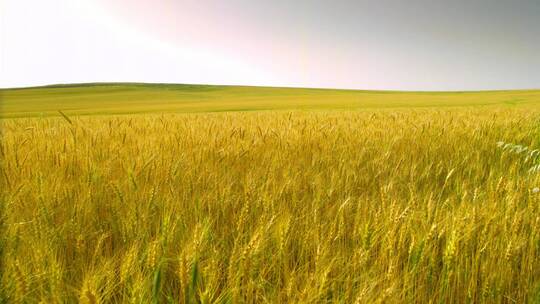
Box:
left=2, top=104, right=540, bottom=303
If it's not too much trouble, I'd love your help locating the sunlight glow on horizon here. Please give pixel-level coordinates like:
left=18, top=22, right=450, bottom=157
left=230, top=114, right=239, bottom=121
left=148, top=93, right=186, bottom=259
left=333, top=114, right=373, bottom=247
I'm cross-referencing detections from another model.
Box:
left=1, top=0, right=280, bottom=89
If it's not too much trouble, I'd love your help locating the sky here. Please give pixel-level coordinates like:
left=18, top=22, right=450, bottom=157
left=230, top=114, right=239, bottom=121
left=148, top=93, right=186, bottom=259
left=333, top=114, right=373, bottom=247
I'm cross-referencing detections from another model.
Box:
left=1, top=0, right=539, bottom=90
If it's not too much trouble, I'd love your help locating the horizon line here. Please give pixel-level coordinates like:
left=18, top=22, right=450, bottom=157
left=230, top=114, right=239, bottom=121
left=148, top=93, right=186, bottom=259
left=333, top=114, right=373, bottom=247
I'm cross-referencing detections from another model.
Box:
left=2, top=81, right=539, bottom=94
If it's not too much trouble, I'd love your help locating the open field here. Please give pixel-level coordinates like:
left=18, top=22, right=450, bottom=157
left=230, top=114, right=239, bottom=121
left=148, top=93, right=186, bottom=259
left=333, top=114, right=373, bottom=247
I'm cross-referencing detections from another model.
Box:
left=2, top=83, right=540, bottom=118
left=3, top=85, right=540, bottom=302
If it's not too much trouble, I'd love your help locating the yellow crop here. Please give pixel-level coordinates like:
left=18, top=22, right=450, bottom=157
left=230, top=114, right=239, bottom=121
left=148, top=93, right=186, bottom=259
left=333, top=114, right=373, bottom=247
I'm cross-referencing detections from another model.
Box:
left=2, top=107, right=540, bottom=302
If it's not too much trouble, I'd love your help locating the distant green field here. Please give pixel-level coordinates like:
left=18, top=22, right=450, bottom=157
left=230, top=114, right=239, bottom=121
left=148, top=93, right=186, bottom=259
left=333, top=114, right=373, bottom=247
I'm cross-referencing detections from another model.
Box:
left=1, top=83, right=540, bottom=118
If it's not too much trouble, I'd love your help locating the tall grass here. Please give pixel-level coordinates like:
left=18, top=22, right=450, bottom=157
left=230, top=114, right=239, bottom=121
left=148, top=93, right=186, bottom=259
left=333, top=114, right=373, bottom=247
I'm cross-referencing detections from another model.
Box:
left=2, top=108, right=540, bottom=302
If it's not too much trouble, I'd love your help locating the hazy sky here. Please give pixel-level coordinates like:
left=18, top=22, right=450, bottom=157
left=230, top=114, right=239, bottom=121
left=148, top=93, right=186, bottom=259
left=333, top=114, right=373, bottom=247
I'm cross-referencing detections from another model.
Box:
left=1, top=0, right=539, bottom=90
